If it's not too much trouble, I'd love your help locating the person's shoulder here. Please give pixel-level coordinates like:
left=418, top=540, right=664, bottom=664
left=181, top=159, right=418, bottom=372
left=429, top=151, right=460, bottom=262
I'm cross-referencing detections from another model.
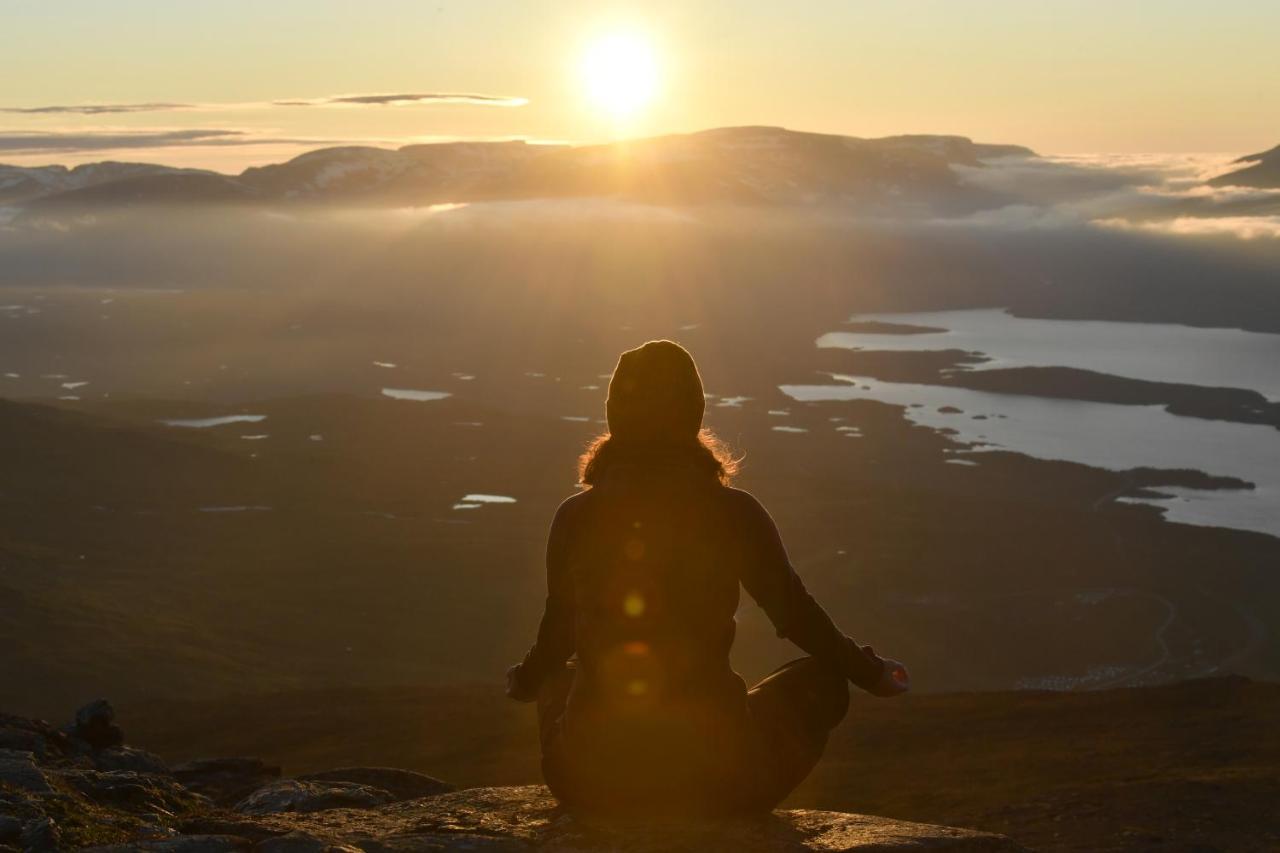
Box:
left=551, top=488, right=592, bottom=522
left=719, top=485, right=772, bottom=521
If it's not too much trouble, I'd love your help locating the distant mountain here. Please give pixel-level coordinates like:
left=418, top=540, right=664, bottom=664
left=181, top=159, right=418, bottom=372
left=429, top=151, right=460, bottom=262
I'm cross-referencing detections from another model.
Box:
left=239, top=140, right=547, bottom=202
left=1208, top=143, right=1280, bottom=188
left=869, top=134, right=1034, bottom=165
left=26, top=171, right=256, bottom=209
left=0, top=161, right=209, bottom=205
left=10, top=127, right=1035, bottom=214
left=458, top=127, right=1033, bottom=210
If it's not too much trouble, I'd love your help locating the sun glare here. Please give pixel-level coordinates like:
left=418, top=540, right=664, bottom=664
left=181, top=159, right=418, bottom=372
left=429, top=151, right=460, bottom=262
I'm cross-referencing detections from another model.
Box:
left=581, top=31, right=659, bottom=122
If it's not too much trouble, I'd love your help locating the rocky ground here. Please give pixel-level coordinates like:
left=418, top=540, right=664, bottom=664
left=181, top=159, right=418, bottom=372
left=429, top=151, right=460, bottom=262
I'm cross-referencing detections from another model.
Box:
left=0, top=700, right=1023, bottom=852
left=115, top=677, right=1280, bottom=853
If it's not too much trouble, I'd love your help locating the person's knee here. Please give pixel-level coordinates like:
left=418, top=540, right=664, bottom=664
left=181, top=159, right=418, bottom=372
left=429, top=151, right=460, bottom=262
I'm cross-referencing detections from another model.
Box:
left=538, top=659, right=576, bottom=699
left=813, top=665, right=850, bottom=730
left=795, top=657, right=850, bottom=730
left=748, top=656, right=849, bottom=732
left=536, top=662, right=576, bottom=747
left=826, top=674, right=850, bottom=728
left=538, top=663, right=574, bottom=699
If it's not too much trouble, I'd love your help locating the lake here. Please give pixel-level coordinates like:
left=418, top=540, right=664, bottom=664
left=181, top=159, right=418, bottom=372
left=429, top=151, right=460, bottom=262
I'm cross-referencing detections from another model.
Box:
left=818, top=309, right=1280, bottom=400
left=791, top=309, right=1280, bottom=538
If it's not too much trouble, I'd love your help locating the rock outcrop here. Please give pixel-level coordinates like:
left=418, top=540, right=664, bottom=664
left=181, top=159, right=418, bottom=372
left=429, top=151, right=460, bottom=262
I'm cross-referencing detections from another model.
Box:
left=234, top=780, right=396, bottom=816
left=295, top=768, right=452, bottom=803
left=0, top=701, right=1027, bottom=852
left=244, top=785, right=1027, bottom=852
left=172, top=759, right=282, bottom=807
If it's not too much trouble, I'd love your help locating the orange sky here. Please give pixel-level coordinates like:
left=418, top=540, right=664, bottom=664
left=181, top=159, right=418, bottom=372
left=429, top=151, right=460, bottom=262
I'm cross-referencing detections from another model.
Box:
left=2, top=1, right=1277, bottom=170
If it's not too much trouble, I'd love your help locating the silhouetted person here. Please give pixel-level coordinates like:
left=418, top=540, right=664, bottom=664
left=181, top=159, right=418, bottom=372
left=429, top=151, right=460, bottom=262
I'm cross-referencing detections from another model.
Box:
left=507, top=340, right=909, bottom=815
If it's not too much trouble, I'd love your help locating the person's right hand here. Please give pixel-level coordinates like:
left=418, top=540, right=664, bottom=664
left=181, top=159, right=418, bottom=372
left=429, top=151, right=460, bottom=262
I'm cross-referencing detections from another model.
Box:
left=869, top=657, right=911, bottom=697
left=506, top=664, right=538, bottom=703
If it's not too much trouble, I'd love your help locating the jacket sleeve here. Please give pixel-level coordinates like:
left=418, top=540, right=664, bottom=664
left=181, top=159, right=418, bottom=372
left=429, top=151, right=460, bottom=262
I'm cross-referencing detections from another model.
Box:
left=512, top=497, right=577, bottom=695
left=732, top=489, right=884, bottom=690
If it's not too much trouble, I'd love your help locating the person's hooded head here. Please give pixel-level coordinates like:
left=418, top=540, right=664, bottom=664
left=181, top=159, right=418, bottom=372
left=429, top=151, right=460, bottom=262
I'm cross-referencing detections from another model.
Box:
left=580, top=341, right=736, bottom=486
left=605, top=340, right=705, bottom=444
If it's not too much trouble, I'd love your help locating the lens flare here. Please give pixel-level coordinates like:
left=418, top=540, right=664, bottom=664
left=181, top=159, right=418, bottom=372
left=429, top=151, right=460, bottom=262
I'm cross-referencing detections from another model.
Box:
left=623, top=591, right=646, bottom=617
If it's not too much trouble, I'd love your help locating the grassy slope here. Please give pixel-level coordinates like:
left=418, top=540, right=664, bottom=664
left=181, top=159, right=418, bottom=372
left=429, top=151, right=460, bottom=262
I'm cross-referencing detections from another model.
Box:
left=123, top=676, right=1280, bottom=853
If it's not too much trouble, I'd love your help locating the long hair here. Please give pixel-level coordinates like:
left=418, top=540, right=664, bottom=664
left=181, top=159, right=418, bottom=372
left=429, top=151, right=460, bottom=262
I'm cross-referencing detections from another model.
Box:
left=578, top=428, right=740, bottom=487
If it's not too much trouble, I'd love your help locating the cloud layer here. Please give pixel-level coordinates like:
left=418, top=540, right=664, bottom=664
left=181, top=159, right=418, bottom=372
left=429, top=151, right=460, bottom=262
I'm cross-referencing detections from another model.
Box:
left=3, top=122, right=1276, bottom=241
left=275, top=93, right=527, bottom=108
left=1, top=103, right=192, bottom=116
left=2, top=93, right=527, bottom=116
left=953, top=153, right=1280, bottom=240
left=0, top=129, right=335, bottom=154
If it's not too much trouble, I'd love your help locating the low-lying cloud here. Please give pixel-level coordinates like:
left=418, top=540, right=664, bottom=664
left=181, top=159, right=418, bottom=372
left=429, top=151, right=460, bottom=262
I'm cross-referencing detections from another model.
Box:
left=1097, top=215, right=1280, bottom=240
left=953, top=152, right=1280, bottom=240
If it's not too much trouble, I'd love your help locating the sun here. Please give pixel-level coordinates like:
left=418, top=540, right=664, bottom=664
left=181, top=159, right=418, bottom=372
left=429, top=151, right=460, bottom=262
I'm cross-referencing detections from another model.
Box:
left=581, top=31, right=659, bottom=122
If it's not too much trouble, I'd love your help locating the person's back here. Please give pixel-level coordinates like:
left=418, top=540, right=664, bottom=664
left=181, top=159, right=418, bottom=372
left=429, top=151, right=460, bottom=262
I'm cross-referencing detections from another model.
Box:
left=545, top=461, right=754, bottom=812
left=568, top=460, right=743, bottom=710
left=507, top=340, right=910, bottom=815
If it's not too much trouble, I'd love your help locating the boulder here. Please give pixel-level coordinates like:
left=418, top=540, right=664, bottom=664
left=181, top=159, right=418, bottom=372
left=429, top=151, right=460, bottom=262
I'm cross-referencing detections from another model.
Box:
left=71, top=699, right=125, bottom=750
left=173, top=757, right=283, bottom=806
left=55, top=768, right=209, bottom=814
left=175, top=816, right=283, bottom=843
left=93, top=745, right=171, bottom=775
left=296, top=767, right=453, bottom=802
left=0, top=726, right=49, bottom=758
left=82, top=835, right=253, bottom=852
left=254, top=830, right=364, bottom=852
left=19, top=816, right=60, bottom=852
left=0, top=814, right=23, bottom=842
left=138, top=823, right=182, bottom=841
left=235, top=780, right=396, bottom=816
left=0, top=753, right=53, bottom=793
left=248, top=785, right=1029, bottom=851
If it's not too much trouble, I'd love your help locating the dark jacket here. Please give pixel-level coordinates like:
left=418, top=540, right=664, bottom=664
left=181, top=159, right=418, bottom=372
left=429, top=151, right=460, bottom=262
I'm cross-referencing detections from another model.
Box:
left=515, top=458, right=882, bottom=705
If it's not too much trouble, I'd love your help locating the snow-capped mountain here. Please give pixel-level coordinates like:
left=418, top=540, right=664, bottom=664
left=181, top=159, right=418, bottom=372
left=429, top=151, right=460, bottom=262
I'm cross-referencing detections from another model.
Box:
left=0, top=161, right=210, bottom=205
left=9, top=127, right=1038, bottom=214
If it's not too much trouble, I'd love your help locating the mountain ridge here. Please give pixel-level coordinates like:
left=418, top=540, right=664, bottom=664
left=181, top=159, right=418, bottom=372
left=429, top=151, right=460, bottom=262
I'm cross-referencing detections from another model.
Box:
left=5, top=127, right=1035, bottom=213
left=0, top=161, right=212, bottom=205
left=1209, top=143, right=1280, bottom=188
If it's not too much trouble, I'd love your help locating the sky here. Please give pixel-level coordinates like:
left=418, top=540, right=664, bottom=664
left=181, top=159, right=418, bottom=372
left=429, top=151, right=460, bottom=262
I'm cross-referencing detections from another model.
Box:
left=2, top=0, right=1277, bottom=170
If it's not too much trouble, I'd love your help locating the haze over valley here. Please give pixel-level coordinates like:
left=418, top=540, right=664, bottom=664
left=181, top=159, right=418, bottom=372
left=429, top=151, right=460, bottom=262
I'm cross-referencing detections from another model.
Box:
left=2, top=128, right=1278, bottom=721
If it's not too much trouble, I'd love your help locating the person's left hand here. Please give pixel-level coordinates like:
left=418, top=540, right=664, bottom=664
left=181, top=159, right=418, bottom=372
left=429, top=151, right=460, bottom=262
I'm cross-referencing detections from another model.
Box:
left=869, top=658, right=911, bottom=697
left=506, top=664, right=538, bottom=702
